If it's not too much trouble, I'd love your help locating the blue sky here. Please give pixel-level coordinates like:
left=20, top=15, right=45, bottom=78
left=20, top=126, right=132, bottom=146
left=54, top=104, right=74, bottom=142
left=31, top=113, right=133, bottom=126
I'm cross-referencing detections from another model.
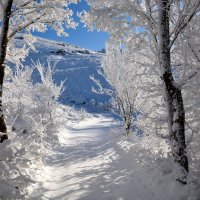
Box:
left=33, top=0, right=109, bottom=51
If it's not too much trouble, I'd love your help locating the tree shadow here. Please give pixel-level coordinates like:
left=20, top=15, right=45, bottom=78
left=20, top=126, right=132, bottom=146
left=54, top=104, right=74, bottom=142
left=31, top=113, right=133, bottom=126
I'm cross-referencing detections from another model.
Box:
left=29, top=122, right=175, bottom=200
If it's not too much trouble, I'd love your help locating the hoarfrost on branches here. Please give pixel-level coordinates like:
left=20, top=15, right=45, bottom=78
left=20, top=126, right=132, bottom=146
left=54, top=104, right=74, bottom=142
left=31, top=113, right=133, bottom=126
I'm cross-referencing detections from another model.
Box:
left=83, top=0, right=200, bottom=184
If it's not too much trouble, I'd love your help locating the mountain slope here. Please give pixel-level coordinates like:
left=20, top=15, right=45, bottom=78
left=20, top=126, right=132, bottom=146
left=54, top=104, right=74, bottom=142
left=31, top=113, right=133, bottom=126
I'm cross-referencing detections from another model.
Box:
left=15, top=36, right=111, bottom=109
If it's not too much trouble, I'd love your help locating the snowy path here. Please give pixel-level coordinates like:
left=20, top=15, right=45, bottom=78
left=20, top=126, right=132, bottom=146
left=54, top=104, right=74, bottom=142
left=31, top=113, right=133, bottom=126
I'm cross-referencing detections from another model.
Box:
left=29, top=116, right=179, bottom=200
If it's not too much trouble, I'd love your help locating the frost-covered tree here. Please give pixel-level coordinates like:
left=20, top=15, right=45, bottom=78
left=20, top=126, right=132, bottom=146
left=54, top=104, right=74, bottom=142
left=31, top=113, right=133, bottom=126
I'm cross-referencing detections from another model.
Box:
left=103, top=46, right=139, bottom=136
left=0, top=61, right=64, bottom=199
left=91, top=43, right=146, bottom=136
left=0, top=0, right=78, bottom=140
left=82, top=0, right=200, bottom=183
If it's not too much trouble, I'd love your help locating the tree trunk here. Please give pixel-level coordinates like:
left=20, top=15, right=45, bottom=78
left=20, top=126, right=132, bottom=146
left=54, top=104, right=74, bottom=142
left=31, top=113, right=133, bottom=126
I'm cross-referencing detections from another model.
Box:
left=158, top=0, right=188, bottom=184
left=0, top=0, right=13, bottom=142
left=125, top=122, right=131, bottom=135
left=124, top=115, right=131, bottom=136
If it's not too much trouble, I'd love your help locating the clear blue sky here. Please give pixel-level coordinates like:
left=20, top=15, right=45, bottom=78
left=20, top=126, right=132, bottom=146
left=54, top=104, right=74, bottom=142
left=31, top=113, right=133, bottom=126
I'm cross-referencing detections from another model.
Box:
left=33, top=0, right=109, bottom=51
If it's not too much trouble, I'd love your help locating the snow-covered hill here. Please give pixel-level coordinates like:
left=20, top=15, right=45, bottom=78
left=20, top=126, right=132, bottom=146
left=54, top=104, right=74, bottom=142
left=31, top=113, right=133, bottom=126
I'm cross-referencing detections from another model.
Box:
left=15, top=36, right=111, bottom=109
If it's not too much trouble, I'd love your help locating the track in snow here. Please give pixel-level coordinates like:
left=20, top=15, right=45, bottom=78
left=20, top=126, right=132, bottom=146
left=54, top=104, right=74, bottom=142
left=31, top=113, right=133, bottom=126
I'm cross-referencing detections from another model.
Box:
left=29, top=117, right=164, bottom=200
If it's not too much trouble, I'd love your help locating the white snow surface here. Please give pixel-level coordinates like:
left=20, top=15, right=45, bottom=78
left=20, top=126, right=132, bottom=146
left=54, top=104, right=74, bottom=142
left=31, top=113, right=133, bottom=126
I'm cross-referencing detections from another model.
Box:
left=29, top=113, right=189, bottom=200
left=14, top=36, right=111, bottom=107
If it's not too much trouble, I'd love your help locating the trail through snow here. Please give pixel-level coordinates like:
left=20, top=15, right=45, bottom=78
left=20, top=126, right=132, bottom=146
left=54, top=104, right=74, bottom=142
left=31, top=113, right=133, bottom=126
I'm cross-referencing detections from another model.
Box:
left=29, top=116, right=185, bottom=200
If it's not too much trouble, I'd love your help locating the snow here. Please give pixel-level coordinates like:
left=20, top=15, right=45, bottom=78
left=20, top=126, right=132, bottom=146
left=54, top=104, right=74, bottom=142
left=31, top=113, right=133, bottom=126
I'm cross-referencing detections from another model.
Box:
left=29, top=113, right=189, bottom=200
left=14, top=36, right=111, bottom=108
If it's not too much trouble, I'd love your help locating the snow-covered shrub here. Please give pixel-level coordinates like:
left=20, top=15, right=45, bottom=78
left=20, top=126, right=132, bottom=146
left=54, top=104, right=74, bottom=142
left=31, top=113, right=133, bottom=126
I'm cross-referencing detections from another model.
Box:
left=6, top=61, right=64, bottom=148
left=0, top=137, right=38, bottom=200
left=0, top=61, right=64, bottom=199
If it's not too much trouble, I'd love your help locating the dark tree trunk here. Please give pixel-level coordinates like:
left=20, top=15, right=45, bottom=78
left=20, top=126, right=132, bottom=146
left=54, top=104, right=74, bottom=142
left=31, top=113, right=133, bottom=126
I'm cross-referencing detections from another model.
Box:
left=124, top=115, right=131, bottom=135
left=0, top=0, right=13, bottom=142
left=158, top=0, right=188, bottom=183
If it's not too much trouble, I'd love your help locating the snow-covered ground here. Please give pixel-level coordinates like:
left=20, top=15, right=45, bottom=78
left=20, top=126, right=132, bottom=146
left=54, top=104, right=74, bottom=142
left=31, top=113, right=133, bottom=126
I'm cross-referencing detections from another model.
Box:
left=29, top=113, right=189, bottom=200
left=14, top=36, right=111, bottom=109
